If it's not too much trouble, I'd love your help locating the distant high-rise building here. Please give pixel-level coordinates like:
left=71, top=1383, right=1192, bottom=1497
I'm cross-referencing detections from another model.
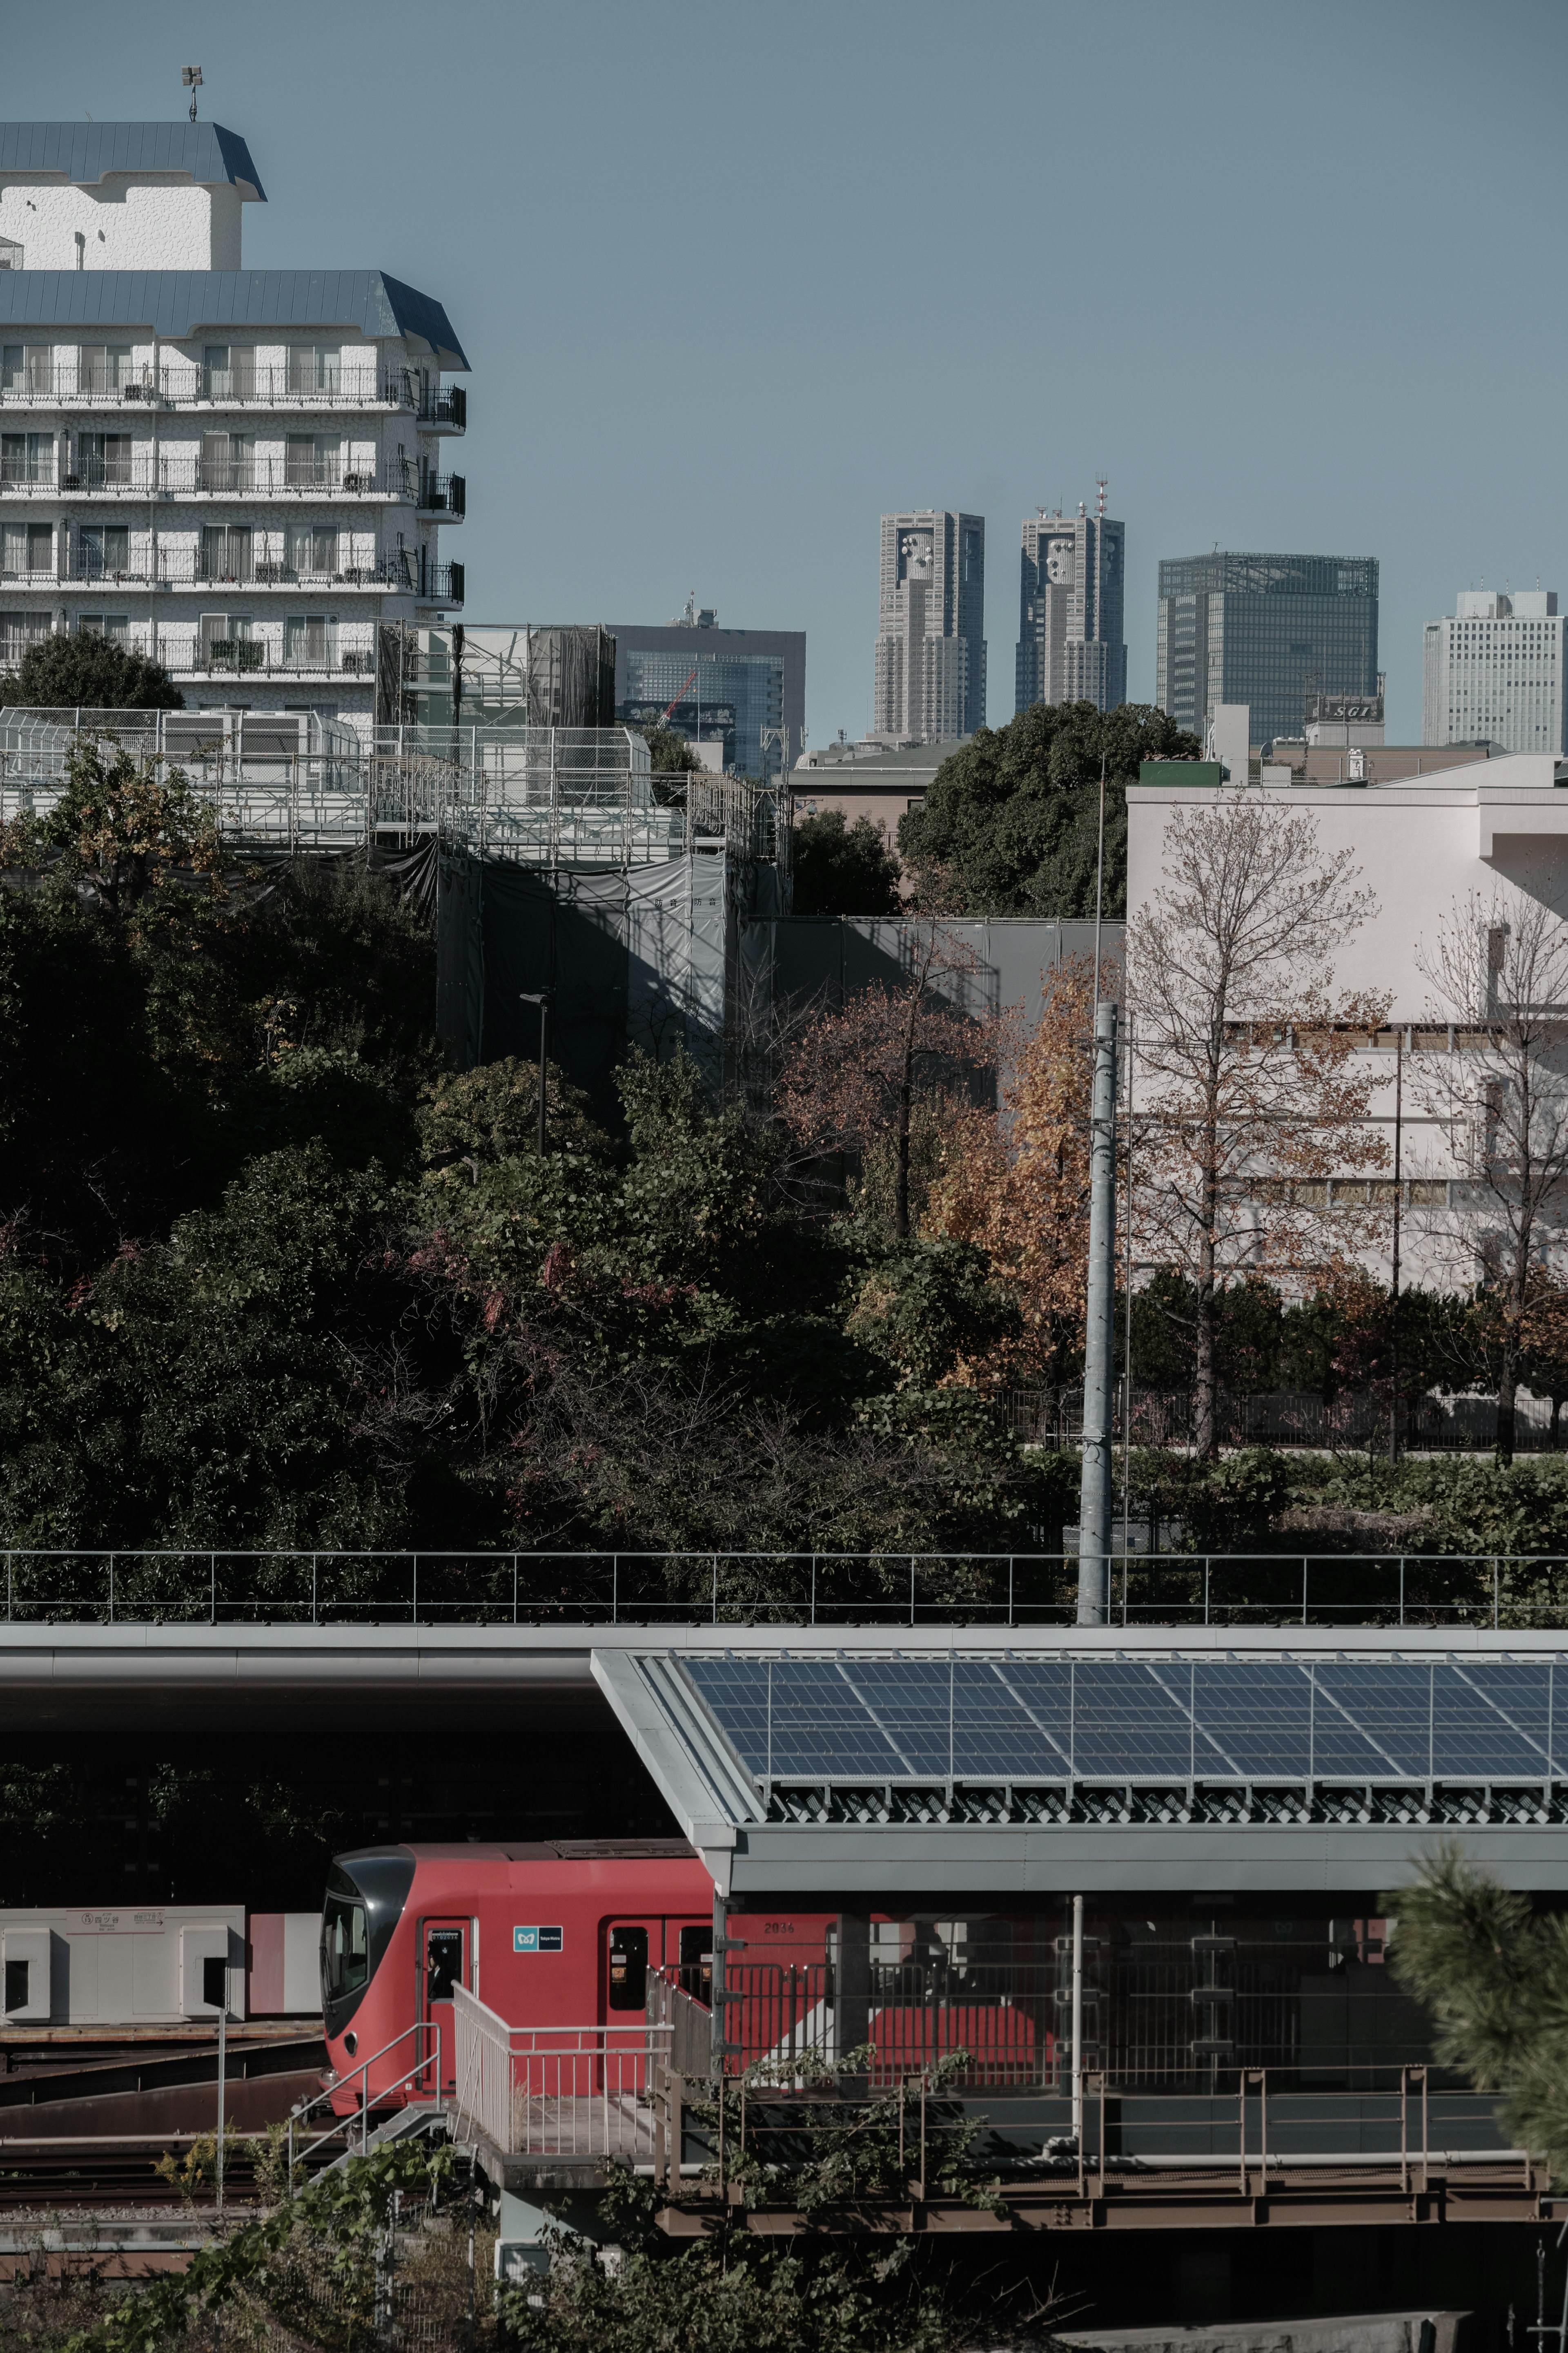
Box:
left=1015, top=495, right=1126, bottom=715
left=1155, top=552, right=1379, bottom=748
left=1423, top=589, right=1567, bottom=755
left=608, top=601, right=805, bottom=781
left=872, top=511, right=985, bottom=743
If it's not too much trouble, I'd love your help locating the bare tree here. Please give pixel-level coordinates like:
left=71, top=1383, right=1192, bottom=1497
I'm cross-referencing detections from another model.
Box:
left=1412, top=883, right=1568, bottom=1463
left=1128, top=792, right=1389, bottom=1458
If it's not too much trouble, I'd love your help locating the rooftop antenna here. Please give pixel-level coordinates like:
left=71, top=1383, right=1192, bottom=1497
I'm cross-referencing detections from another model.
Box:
left=181, top=65, right=203, bottom=122
left=1096, top=475, right=1108, bottom=518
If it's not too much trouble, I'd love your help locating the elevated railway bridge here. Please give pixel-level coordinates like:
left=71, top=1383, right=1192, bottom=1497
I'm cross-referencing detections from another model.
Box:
left=4, top=1551, right=1568, bottom=2322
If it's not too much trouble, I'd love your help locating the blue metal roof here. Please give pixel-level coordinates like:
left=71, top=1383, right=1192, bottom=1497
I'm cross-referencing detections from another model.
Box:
left=0, top=123, right=264, bottom=199
left=0, top=270, right=468, bottom=368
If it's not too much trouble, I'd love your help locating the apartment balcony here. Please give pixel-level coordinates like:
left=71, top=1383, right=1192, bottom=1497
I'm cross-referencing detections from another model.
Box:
left=22, top=552, right=464, bottom=603
left=160, top=629, right=379, bottom=682
left=0, top=366, right=468, bottom=424
left=2, top=459, right=466, bottom=507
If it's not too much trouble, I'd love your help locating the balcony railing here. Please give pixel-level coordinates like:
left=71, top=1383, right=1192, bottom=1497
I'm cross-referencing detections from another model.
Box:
left=415, top=474, right=465, bottom=515
left=0, top=366, right=468, bottom=417
left=56, top=553, right=420, bottom=591
left=3, top=459, right=463, bottom=501
left=20, top=627, right=377, bottom=678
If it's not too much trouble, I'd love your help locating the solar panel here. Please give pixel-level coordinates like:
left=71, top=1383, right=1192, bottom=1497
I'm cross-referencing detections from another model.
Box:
left=680, top=1655, right=1568, bottom=1788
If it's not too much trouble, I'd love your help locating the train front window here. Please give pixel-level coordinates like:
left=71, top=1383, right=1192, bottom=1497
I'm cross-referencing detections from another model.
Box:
left=323, top=1894, right=368, bottom=1998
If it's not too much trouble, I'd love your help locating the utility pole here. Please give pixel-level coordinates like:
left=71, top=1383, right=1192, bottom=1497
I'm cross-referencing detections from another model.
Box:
left=215, top=1996, right=226, bottom=2214
left=1078, top=1003, right=1118, bottom=1624
left=1389, top=1029, right=1403, bottom=1463
left=1078, top=750, right=1117, bottom=1626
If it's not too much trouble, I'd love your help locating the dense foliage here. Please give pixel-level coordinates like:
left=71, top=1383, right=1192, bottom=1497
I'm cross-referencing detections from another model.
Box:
left=0, top=765, right=1049, bottom=1559
left=791, top=810, right=902, bottom=917
left=4, top=629, right=184, bottom=710
left=897, top=699, right=1199, bottom=915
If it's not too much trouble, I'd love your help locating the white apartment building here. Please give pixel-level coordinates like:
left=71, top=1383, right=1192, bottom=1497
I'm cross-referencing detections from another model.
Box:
left=1422, top=588, right=1566, bottom=756
left=0, top=122, right=468, bottom=740
left=871, top=511, right=985, bottom=744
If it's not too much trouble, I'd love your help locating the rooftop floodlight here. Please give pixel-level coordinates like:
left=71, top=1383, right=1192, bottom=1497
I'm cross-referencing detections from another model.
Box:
left=181, top=65, right=203, bottom=121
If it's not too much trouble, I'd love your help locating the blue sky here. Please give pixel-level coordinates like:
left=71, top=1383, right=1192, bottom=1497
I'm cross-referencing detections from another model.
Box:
left=6, top=0, right=1566, bottom=745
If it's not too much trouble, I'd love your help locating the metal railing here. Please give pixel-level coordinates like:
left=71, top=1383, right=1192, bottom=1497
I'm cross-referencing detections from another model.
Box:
left=48, top=553, right=420, bottom=592
left=3, top=459, right=466, bottom=502
left=450, top=1983, right=670, bottom=2158
left=643, top=2055, right=1518, bottom=2207
left=286, top=2020, right=441, bottom=2185
left=0, top=368, right=463, bottom=413
left=0, top=1546, right=1566, bottom=1626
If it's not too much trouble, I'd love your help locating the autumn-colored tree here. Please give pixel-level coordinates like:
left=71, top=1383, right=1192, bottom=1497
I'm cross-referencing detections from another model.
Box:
left=1128, top=792, right=1390, bottom=1459
left=1411, top=882, right=1568, bottom=1463
left=924, top=952, right=1107, bottom=1389
left=777, top=921, right=997, bottom=1242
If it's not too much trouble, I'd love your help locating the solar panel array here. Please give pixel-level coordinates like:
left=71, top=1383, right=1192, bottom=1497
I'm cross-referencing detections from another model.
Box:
left=679, top=1655, right=1568, bottom=1784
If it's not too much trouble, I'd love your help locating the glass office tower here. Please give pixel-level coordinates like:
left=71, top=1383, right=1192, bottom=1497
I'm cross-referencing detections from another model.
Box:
left=1156, top=552, right=1379, bottom=747
left=609, top=619, right=805, bottom=782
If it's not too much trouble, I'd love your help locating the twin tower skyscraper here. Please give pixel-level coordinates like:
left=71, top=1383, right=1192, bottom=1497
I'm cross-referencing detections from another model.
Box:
left=870, top=493, right=1126, bottom=746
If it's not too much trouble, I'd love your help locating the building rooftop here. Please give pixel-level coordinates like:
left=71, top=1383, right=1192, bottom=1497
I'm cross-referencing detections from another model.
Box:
left=0, top=268, right=468, bottom=366
left=0, top=121, right=265, bottom=198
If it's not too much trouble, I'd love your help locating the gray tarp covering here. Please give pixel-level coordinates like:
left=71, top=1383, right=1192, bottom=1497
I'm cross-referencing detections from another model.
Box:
left=436, top=849, right=779, bottom=1118
left=435, top=856, right=1116, bottom=1115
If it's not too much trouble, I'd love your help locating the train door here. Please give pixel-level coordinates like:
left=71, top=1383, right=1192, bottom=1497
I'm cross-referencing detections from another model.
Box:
left=421, top=1917, right=468, bottom=2092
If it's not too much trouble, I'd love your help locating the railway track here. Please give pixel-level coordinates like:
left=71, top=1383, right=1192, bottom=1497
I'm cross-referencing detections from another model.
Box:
left=0, top=2133, right=353, bottom=2214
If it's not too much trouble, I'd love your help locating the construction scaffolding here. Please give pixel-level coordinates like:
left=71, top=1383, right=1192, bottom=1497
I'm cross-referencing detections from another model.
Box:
left=0, top=712, right=788, bottom=871
left=376, top=623, right=617, bottom=729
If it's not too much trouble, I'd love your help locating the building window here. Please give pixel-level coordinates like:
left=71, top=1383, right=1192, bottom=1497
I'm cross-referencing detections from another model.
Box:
left=0, top=239, right=22, bottom=271
left=285, top=613, right=337, bottom=667
left=287, top=521, right=339, bottom=578
left=0, top=432, right=51, bottom=486
left=1, top=520, right=53, bottom=575
left=77, top=345, right=133, bottom=395
left=78, top=613, right=131, bottom=642
left=287, top=345, right=341, bottom=396
left=0, top=612, right=50, bottom=665
left=76, top=523, right=129, bottom=578
left=200, top=613, right=259, bottom=672
left=1, top=346, right=51, bottom=395
left=203, top=344, right=256, bottom=401
left=200, top=431, right=254, bottom=493
left=285, top=433, right=339, bottom=490
left=200, top=525, right=253, bottom=584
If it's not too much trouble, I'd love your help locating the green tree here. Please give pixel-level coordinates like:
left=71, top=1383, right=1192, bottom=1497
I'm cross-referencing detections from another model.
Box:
left=1384, top=1844, right=1568, bottom=2179
left=641, top=723, right=701, bottom=775
left=897, top=700, right=1199, bottom=915
left=7, top=631, right=183, bottom=710
left=791, top=810, right=902, bottom=917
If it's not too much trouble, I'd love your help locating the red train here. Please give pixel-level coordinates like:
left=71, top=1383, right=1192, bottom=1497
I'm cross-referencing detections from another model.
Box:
left=319, top=1840, right=1047, bottom=2110
left=320, top=1840, right=717, bottom=2103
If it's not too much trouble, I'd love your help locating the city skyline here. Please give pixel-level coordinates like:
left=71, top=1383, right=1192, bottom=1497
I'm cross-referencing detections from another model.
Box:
left=1, top=0, right=1566, bottom=749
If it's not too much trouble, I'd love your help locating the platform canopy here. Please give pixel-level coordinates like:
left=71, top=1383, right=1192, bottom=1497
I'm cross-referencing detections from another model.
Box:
left=589, top=1640, right=1568, bottom=1899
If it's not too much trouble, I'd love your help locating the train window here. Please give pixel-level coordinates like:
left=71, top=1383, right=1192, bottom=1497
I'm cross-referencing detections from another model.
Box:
left=608, top=1926, right=648, bottom=2011
left=426, top=1929, right=463, bottom=2003
left=323, top=1893, right=368, bottom=1998
left=3, top=1961, right=26, bottom=2012
left=678, top=1926, right=713, bottom=2001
